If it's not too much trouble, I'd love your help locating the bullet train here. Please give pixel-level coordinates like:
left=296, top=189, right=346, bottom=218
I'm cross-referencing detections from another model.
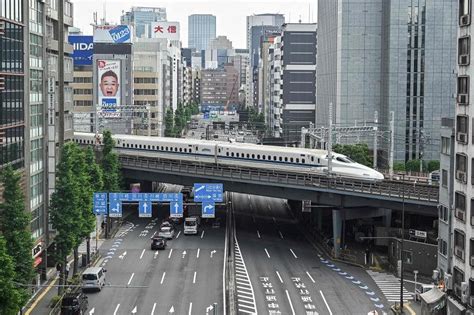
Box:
left=73, top=132, right=384, bottom=182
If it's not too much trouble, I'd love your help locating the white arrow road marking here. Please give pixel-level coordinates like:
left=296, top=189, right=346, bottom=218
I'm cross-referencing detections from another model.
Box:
left=285, top=290, right=296, bottom=315
left=306, top=271, right=315, bottom=283
left=107, top=251, right=114, bottom=255
left=182, top=250, right=187, bottom=258
left=264, top=248, right=270, bottom=258
left=275, top=271, right=283, bottom=283
left=188, top=302, right=192, bottom=315
left=127, top=273, right=135, bottom=286
left=89, top=308, right=95, bottom=315
left=320, top=290, right=333, bottom=315
left=140, top=249, right=146, bottom=260
left=201, top=230, right=205, bottom=239
left=110, top=248, right=117, bottom=251
left=366, top=291, right=376, bottom=296
left=168, top=249, right=173, bottom=259
left=151, top=303, right=157, bottom=315
left=210, top=250, right=216, bottom=258
left=113, top=304, right=120, bottom=315
left=290, top=249, right=298, bottom=259
left=370, top=297, right=380, bottom=302
left=169, top=305, right=175, bottom=313
left=196, top=248, right=200, bottom=258
left=154, top=251, right=159, bottom=259
left=112, top=244, right=119, bottom=248
left=119, top=251, right=127, bottom=260
left=193, top=271, right=197, bottom=284
left=359, top=285, right=369, bottom=290
left=375, top=303, right=385, bottom=309
left=152, top=231, right=157, bottom=237
left=352, top=280, right=361, bottom=285
left=346, top=275, right=354, bottom=280
left=131, top=306, right=137, bottom=314
left=160, top=272, right=166, bottom=284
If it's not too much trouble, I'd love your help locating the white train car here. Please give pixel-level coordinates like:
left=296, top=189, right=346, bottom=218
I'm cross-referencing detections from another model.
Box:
left=73, top=132, right=384, bottom=181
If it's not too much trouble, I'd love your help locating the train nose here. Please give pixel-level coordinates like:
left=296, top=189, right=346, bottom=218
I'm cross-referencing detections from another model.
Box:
left=373, top=170, right=384, bottom=180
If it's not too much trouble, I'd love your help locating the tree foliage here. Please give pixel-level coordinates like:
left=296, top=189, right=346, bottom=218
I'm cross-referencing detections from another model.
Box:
left=0, top=236, right=23, bottom=315
left=405, top=159, right=422, bottom=172
left=102, top=131, right=121, bottom=192
left=333, top=143, right=373, bottom=167
left=393, top=162, right=406, bottom=172
left=427, top=160, right=440, bottom=173
left=164, top=108, right=175, bottom=137
left=0, top=165, right=34, bottom=306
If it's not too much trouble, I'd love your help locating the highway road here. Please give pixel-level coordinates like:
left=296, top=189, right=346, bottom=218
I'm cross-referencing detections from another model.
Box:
left=231, top=192, right=389, bottom=315
left=85, top=185, right=226, bottom=314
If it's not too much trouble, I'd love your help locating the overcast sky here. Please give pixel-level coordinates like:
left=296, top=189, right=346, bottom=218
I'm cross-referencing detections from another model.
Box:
left=73, top=0, right=318, bottom=48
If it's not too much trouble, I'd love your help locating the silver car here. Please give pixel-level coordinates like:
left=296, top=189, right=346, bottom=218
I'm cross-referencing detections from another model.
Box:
left=158, top=226, right=175, bottom=239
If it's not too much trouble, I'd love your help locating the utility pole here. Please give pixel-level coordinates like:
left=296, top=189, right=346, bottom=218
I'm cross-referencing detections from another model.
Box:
left=58, top=0, right=65, bottom=150
left=147, top=104, right=152, bottom=136
left=328, top=102, right=333, bottom=174
left=389, top=111, right=395, bottom=179
left=373, top=111, right=378, bottom=169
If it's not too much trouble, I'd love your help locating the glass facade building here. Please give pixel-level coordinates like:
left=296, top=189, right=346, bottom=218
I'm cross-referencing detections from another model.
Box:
left=188, top=14, right=216, bottom=52
left=120, top=7, right=167, bottom=39
left=317, top=0, right=457, bottom=162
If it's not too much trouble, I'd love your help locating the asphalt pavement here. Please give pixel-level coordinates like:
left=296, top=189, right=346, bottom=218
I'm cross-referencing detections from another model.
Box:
left=231, top=192, right=389, bottom=315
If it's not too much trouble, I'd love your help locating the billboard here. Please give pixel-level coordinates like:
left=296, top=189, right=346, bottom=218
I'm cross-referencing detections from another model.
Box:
left=69, top=35, right=93, bottom=66
left=97, top=60, right=121, bottom=107
left=151, top=22, right=180, bottom=40
left=94, top=25, right=132, bottom=44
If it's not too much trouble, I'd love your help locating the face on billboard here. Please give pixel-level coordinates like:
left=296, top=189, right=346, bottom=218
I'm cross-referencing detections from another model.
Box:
left=97, top=60, right=121, bottom=107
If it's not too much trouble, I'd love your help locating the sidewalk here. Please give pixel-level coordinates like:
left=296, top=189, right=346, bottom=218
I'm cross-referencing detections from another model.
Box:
left=23, top=238, right=105, bottom=315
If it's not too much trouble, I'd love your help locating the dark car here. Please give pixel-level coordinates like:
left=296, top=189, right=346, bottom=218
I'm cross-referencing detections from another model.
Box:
left=60, top=292, right=88, bottom=315
left=170, top=217, right=183, bottom=225
left=151, top=237, right=167, bottom=250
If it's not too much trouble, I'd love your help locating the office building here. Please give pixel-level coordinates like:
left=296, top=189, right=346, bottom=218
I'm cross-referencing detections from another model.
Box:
left=317, top=0, right=457, bottom=163
left=188, top=14, right=216, bottom=51
left=201, top=65, right=239, bottom=107
left=121, top=7, right=167, bottom=38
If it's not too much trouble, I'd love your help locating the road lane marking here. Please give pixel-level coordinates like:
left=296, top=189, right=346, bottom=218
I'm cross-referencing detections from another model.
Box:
left=176, top=231, right=181, bottom=239
left=272, top=216, right=277, bottom=224
left=276, top=271, right=284, bottom=283
left=252, top=216, right=256, bottom=223
left=197, top=248, right=200, bottom=258
left=278, top=231, right=284, bottom=239
left=256, top=230, right=261, bottom=238
left=264, top=248, right=270, bottom=258
left=290, top=248, right=298, bottom=259
left=151, top=303, right=156, bottom=315
left=285, top=290, right=296, bottom=315
left=113, top=304, right=120, bottom=315
left=306, top=271, right=315, bottom=283
left=193, top=271, right=197, bottom=284
left=168, top=248, right=173, bottom=259
left=152, top=231, right=157, bottom=237
left=154, top=251, right=159, bottom=259
left=188, top=302, right=192, bottom=315
left=139, top=249, right=145, bottom=260
left=127, top=273, right=135, bottom=286
left=201, top=230, right=205, bottom=239
left=320, top=290, right=333, bottom=315
left=160, top=272, right=166, bottom=284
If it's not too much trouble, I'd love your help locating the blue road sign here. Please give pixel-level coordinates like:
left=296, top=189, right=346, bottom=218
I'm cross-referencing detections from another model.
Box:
left=93, top=193, right=108, bottom=215
left=194, top=183, right=224, bottom=202
left=139, top=201, right=152, bottom=218
left=169, top=199, right=183, bottom=218
left=109, top=199, right=122, bottom=218
left=202, top=201, right=215, bottom=218
left=203, top=113, right=209, bottom=119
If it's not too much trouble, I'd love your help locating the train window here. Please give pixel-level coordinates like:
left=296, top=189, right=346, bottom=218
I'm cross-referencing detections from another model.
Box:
left=252, top=154, right=255, bottom=159
left=147, top=145, right=150, bottom=149
left=218, top=149, right=221, bottom=153
left=311, top=156, right=314, bottom=162
left=302, top=159, right=305, bottom=163
left=236, top=153, right=240, bottom=157
left=226, top=152, right=229, bottom=156
left=296, top=158, right=299, bottom=163
left=262, top=155, right=266, bottom=160
left=279, top=157, right=283, bottom=161
left=285, top=157, right=288, bottom=162
left=257, top=155, right=260, bottom=159
left=179, top=148, right=182, bottom=152
left=184, top=148, right=187, bottom=153
left=318, top=159, right=320, bottom=163
left=174, top=147, right=178, bottom=152
left=231, top=152, right=234, bottom=157
left=246, top=154, right=250, bottom=158
left=290, top=158, right=294, bottom=163
left=189, top=149, right=192, bottom=153
left=273, top=156, right=277, bottom=161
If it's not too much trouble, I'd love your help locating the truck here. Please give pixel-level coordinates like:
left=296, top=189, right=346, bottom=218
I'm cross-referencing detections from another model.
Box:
left=184, top=216, right=201, bottom=235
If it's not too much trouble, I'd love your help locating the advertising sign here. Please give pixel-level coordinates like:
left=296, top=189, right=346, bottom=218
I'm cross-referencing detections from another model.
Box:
left=94, top=25, right=132, bottom=44
left=97, top=60, right=121, bottom=107
left=151, top=22, right=180, bottom=40
left=68, top=35, right=93, bottom=66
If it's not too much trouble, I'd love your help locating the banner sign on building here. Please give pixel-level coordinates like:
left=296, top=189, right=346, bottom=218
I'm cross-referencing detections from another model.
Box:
left=151, top=22, right=180, bottom=41
left=68, top=35, right=93, bottom=66
left=97, top=60, right=121, bottom=107
left=93, top=25, right=132, bottom=44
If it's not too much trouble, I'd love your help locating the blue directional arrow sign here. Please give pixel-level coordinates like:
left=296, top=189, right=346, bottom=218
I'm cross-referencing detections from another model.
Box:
left=194, top=183, right=223, bottom=202
left=93, top=193, right=108, bottom=215
left=108, top=199, right=122, bottom=218
left=139, top=201, right=152, bottom=218
left=169, top=199, right=183, bottom=218
left=202, top=201, right=215, bottom=218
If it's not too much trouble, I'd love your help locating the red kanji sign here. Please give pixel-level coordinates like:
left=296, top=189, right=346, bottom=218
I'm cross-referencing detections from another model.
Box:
left=167, top=25, right=176, bottom=33
left=154, top=25, right=164, bottom=33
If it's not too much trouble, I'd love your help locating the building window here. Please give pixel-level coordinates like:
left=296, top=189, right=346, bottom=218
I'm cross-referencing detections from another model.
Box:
left=442, top=169, right=448, bottom=187
left=441, top=137, right=451, bottom=155
left=453, top=267, right=465, bottom=298
left=454, top=229, right=466, bottom=261
left=438, top=239, right=448, bottom=256
left=439, top=205, right=449, bottom=222
left=459, top=36, right=471, bottom=65
left=457, top=115, right=469, bottom=144
left=402, top=250, right=413, bottom=264
left=456, top=153, right=468, bottom=183
left=458, top=76, right=470, bottom=105
left=460, top=0, right=472, bottom=26
left=455, top=192, right=467, bottom=221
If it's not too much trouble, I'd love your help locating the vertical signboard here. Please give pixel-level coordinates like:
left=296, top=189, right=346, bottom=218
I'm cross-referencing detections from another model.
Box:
left=97, top=60, right=121, bottom=107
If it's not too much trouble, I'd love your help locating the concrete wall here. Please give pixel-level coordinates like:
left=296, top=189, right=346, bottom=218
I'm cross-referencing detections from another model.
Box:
left=388, top=238, right=438, bottom=276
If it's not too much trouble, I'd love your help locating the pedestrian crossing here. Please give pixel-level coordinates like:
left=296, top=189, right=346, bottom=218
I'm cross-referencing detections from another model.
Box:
left=367, top=270, right=413, bottom=302
left=234, top=237, right=257, bottom=314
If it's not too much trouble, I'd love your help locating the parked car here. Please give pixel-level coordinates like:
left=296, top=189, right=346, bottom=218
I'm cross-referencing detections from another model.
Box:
left=151, top=237, right=167, bottom=250
left=61, top=292, right=88, bottom=315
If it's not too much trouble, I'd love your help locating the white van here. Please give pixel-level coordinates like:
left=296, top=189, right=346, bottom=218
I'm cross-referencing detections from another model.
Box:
left=415, top=283, right=435, bottom=301
left=82, top=267, right=106, bottom=291
left=184, top=217, right=200, bottom=235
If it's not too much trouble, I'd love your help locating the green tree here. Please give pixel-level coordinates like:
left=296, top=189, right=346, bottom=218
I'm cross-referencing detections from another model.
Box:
left=50, top=142, right=83, bottom=294
left=393, top=162, right=406, bottom=172
left=405, top=159, right=422, bottom=172
left=164, top=108, right=175, bottom=137
left=0, top=236, right=23, bottom=315
left=174, top=104, right=185, bottom=135
left=0, top=165, right=34, bottom=306
left=333, top=143, right=373, bottom=167
left=427, top=160, right=440, bottom=173
left=102, top=130, right=121, bottom=192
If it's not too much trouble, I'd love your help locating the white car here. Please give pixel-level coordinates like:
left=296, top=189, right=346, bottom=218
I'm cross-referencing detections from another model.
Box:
left=158, top=226, right=175, bottom=239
